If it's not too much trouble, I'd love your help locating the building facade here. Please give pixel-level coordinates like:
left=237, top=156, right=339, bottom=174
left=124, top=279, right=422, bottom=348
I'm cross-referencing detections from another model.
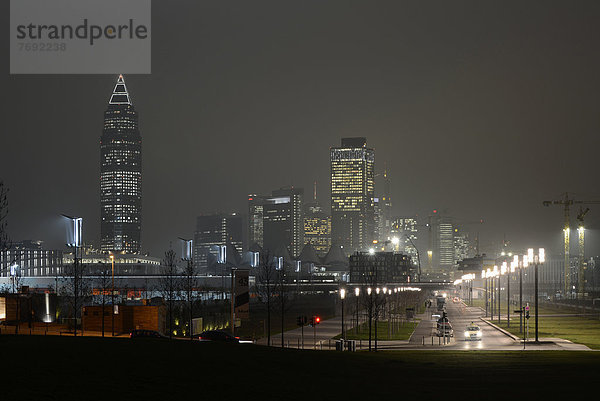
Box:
left=330, top=137, right=375, bottom=253
left=263, top=188, right=304, bottom=258
left=0, top=241, right=63, bottom=278
left=391, top=217, right=419, bottom=265
left=349, top=251, right=412, bottom=284
left=193, top=214, right=244, bottom=272
left=303, top=205, right=331, bottom=256
left=100, top=75, right=142, bottom=254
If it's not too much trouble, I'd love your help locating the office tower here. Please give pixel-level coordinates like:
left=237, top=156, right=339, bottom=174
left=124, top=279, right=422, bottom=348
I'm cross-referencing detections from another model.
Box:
left=330, top=137, right=375, bottom=253
left=262, top=187, right=304, bottom=258
left=453, top=227, right=471, bottom=263
left=193, top=213, right=243, bottom=272
left=100, top=75, right=142, bottom=254
left=375, top=169, right=392, bottom=243
left=303, top=182, right=331, bottom=256
left=391, top=217, right=419, bottom=263
left=429, top=214, right=454, bottom=272
left=248, top=194, right=267, bottom=248
left=373, top=197, right=381, bottom=243
left=303, top=208, right=331, bottom=257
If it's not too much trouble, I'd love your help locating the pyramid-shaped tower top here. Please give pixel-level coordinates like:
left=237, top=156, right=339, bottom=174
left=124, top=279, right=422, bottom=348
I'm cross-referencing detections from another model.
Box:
left=109, top=74, right=132, bottom=105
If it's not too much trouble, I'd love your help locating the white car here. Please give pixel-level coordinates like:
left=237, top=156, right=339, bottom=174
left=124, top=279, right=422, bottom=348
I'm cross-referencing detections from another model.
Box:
left=464, top=324, right=482, bottom=341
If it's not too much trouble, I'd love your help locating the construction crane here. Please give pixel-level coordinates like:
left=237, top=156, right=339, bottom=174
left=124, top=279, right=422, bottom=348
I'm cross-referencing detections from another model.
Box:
left=542, top=193, right=600, bottom=296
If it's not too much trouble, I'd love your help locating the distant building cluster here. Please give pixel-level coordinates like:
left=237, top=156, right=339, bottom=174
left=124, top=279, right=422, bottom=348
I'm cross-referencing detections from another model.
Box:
left=1, top=77, right=484, bottom=291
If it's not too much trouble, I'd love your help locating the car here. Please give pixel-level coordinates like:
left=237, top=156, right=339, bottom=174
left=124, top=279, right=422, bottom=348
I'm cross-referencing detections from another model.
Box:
left=129, top=329, right=168, bottom=339
left=464, top=323, right=482, bottom=341
left=198, top=330, right=240, bottom=343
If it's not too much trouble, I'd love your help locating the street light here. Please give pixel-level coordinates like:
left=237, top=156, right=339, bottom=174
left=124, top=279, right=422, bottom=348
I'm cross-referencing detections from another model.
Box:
left=110, top=253, right=115, bottom=336
left=519, top=253, right=528, bottom=334
left=62, top=214, right=82, bottom=337
left=340, top=288, right=346, bottom=341
left=528, top=248, right=545, bottom=342
left=354, top=287, right=360, bottom=335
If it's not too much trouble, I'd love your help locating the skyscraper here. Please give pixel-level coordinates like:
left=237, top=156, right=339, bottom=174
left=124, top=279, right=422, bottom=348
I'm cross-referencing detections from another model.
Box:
left=330, top=137, right=375, bottom=253
left=193, top=213, right=243, bottom=272
left=429, top=214, right=454, bottom=272
left=263, top=187, right=304, bottom=258
left=391, top=217, right=419, bottom=264
left=303, top=203, right=331, bottom=256
left=100, top=75, right=142, bottom=254
left=247, top=194, right=267, bottom=248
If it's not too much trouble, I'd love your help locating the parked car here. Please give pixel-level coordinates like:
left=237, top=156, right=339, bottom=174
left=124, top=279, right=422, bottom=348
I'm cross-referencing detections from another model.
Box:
left=198, top=330, right=240, bottom=343
left=129, top=329, right=168, bottom=339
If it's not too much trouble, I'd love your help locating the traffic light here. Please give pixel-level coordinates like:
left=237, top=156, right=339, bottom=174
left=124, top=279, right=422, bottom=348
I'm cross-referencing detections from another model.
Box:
left=309, top=317, right=315, bottom=327
left=315, top=316, right=321, bottom=325
left=525, top=304, right=530, bottom=319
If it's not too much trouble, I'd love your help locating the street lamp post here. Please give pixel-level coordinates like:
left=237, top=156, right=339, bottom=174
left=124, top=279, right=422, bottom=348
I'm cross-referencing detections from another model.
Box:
left=354, top=287, right=360, bottom=335
left=63, top=215, right=82, bottom=336
left=340, top=288, right=346, bottom=341
left=110, top=254, right=115, bottom=337
left=482, top=269, right=488, bottom=317
left=520, top=254, right=528, bottom=334
left=528, top=248, right=545, bottom=343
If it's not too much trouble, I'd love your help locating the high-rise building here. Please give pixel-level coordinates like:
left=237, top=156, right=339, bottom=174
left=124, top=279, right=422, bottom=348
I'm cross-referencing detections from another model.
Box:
left=247, top=194, right=267, bottom=248
left=303, top=208, right=331, bottom=257
left=430, top=214, right=454, bottom=272
left=330, top=137, right=375, bottom=253
left=379, top=168, right=392, bottom=242
left=391, top=217, right=419, bottom=264
left=453, top=228, right=472, bottom=263
left=100, top=75, right=142, bottom=254
left=193, top=213, right=243, bottom=272
left=262, top=187, right=304, bottom=257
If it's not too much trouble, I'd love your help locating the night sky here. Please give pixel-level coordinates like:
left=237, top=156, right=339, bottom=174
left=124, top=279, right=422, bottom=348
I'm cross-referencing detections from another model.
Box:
left=2, top=1, right=600, bottom=257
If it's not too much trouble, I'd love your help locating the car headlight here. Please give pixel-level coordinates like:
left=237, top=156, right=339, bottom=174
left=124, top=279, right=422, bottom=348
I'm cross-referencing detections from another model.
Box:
left=464, top=331, right=470, bottom=337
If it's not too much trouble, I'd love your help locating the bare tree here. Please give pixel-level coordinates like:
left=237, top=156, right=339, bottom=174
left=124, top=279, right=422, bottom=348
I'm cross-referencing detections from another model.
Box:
left=159, top=249, right=179, bottom=339
left=255, top=250, right=277, bottom=346
left=357, top=254, right=385, bottom=351
left=275, top=264, right=294, bottom=348
left=61, top=255, right=89, bottom=336
left=0, top=181, right=9, bottom=251
left=181, top=258, right=197, bottom=340
left=94, top=267, right=112, bottom=337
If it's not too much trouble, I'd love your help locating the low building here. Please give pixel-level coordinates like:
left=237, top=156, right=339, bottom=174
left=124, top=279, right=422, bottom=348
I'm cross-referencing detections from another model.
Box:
left=349, top=251, right=413, bottom=284
left=82, top=304, right=166, bottom=335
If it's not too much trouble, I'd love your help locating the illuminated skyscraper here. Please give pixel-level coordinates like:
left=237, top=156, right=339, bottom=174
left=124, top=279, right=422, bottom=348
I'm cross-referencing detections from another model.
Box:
left=100, top=75, right=142, bottom=254
left=330, top=137, right=375, bottom=252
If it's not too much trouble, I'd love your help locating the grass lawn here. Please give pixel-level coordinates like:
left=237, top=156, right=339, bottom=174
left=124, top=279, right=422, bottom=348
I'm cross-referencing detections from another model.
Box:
left=1, top=335, right=599, bottom=400
left=496, top=316, right=600, bottom=349
left=334, top=320, right=419, bottom=341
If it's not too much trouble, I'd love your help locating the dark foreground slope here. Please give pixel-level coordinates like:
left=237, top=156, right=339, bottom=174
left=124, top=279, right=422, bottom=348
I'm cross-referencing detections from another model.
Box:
left=2, top=335, right=598, bottom=400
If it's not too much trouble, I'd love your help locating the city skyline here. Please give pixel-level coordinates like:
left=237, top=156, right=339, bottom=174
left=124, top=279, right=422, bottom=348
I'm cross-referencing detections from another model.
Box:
left=1, top=2, right=600, bottom=258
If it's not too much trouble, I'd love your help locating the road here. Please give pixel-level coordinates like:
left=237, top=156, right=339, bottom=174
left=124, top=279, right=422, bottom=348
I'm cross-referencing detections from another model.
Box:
left=255, top=298, right=590, bottom=351
left=406, top=299, right=589, bottom=351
